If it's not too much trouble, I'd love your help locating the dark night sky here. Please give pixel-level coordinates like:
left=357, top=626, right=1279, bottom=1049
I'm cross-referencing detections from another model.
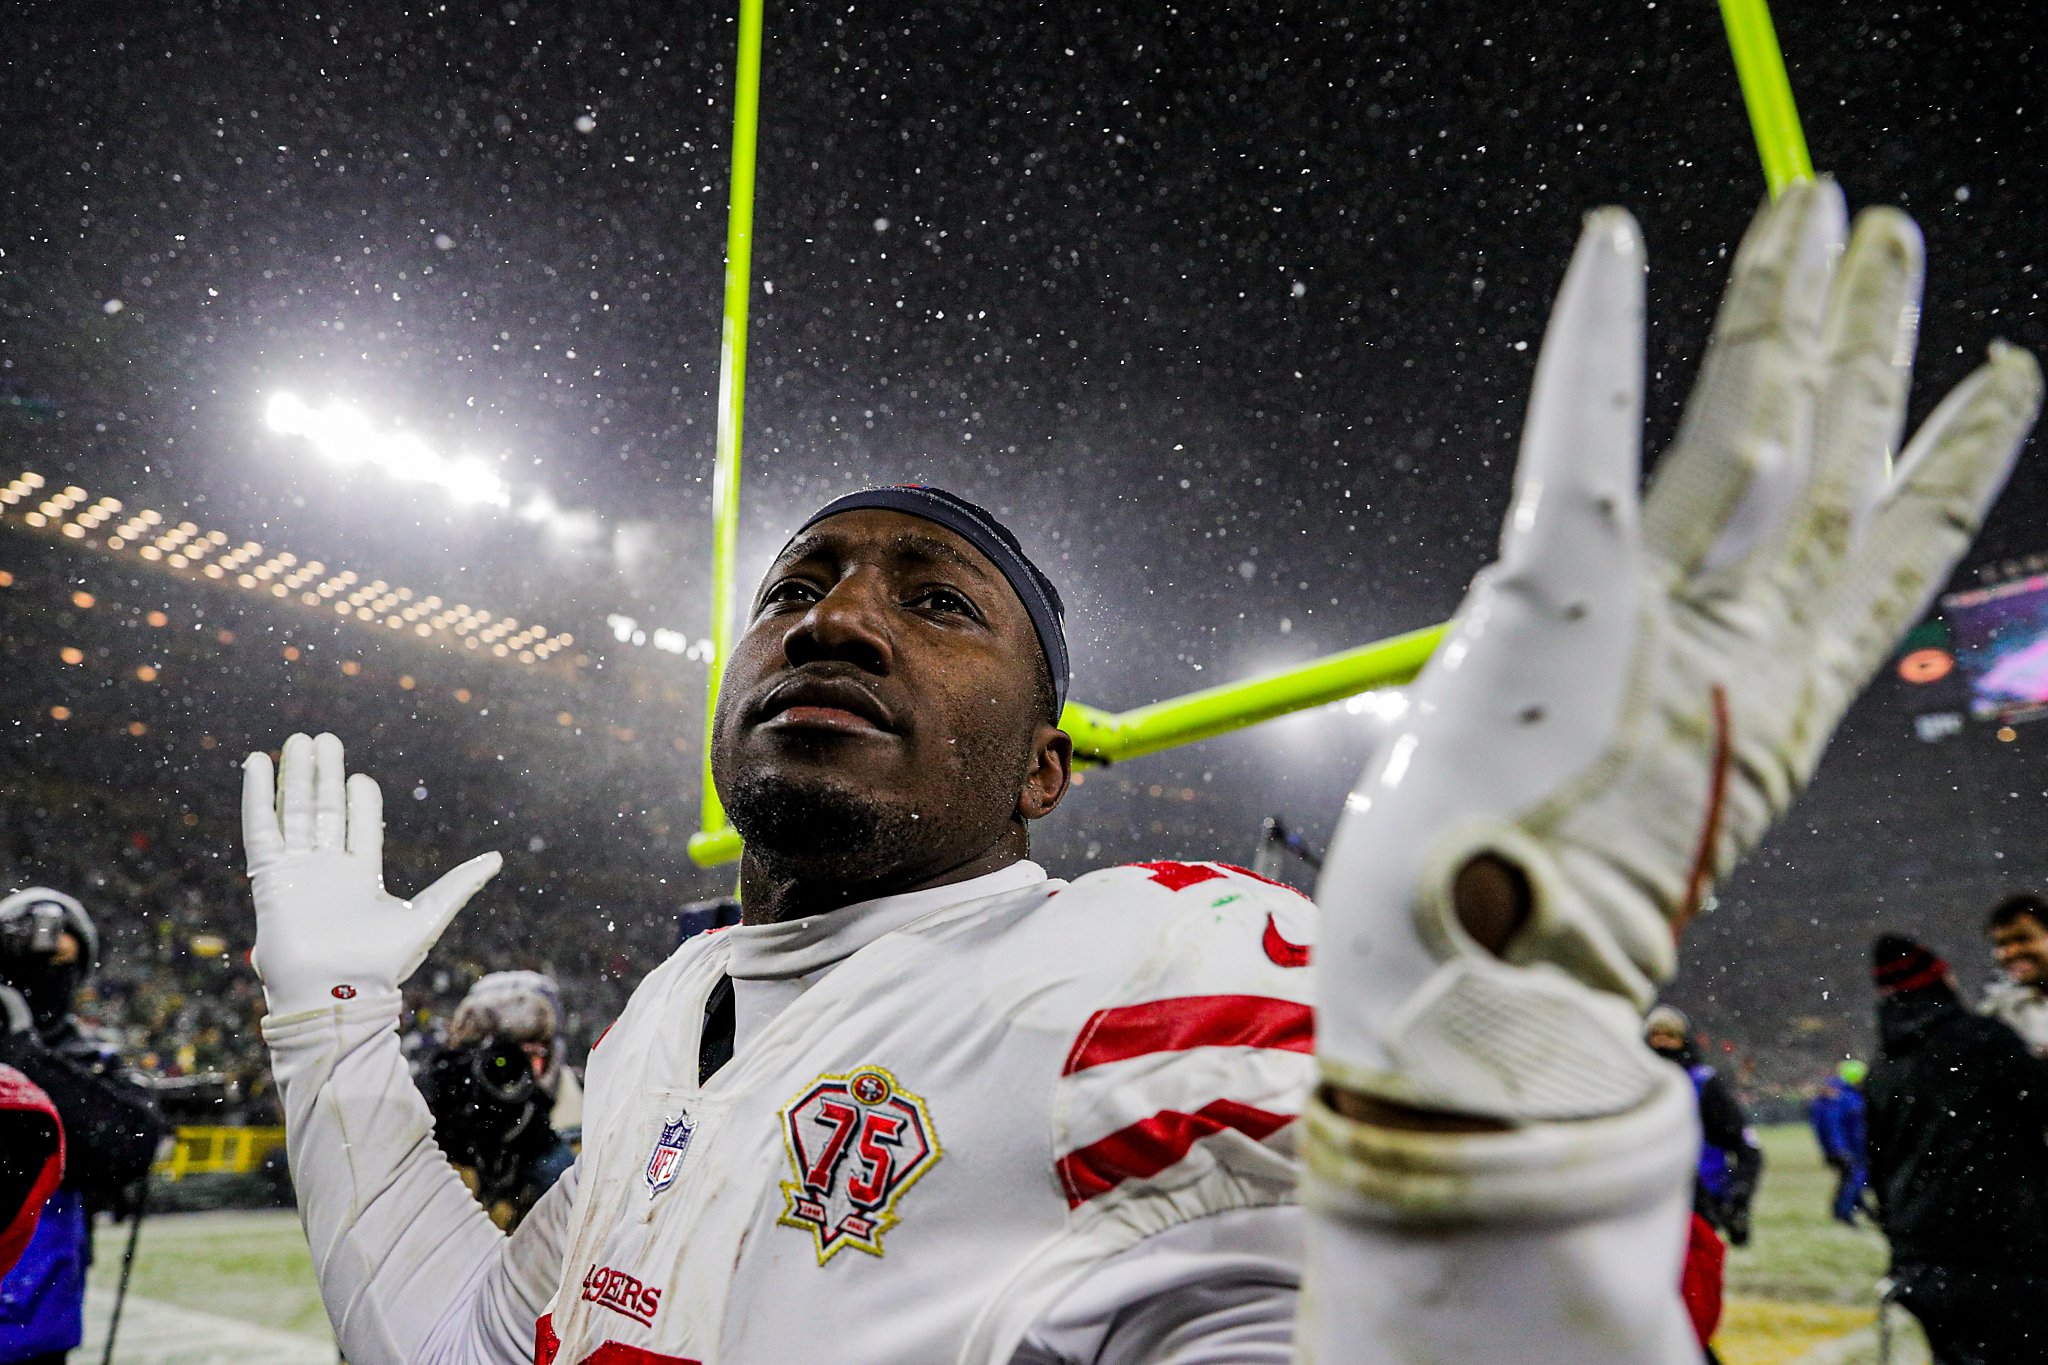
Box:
left=3, top=0, right=2045, bottom=1070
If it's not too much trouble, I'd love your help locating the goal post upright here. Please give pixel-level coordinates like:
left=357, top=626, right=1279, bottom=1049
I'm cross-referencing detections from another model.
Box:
left=698, top=0, right=766, bottom=845
left=686, top=0, right=1816, bottom=868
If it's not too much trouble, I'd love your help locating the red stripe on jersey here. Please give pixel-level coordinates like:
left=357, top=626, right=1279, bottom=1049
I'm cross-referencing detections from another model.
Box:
left=534, top=1314, right=699, bottom=1365
left=1057, top=1098, right=1296, bottom=1207
left=1062, top=995, right=1314, bottom=1075
left=584, top=1347, right=701, bottom=1365
left=1261, top=914, right=1312, bottom=968
left=1133, top=860, right=1227, bottom=892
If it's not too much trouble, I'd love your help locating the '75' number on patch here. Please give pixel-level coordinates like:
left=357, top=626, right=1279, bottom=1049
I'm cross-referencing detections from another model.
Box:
left=777, top=1066, right=941, bottom=1263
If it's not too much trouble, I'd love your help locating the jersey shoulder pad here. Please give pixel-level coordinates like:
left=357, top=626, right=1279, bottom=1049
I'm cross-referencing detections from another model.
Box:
left=1048, top=861, right=1316, bottom=1232
left=1057, top=860, right=1317, bottom=974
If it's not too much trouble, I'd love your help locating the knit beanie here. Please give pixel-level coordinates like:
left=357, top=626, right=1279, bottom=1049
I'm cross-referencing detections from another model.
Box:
left=1872, top=934, right=1950, bottom=997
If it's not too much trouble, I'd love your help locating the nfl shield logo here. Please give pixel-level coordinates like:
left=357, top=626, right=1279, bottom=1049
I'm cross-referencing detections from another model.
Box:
left=644, top=1113, right=695, bottom=1199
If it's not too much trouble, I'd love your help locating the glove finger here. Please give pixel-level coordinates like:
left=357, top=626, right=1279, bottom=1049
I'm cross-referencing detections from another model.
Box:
left=1824, top=343, right=2042, bottom=689
left=1339, top=212, right=1648, bottom=847
left=1431, top=209, right=1645, bottom=776
left=1809, top=208, right=1924, bottom=553
left=1730, top=208, right=1925, bottom=634
left=280, top=732, right=316, bottom=855
left=345, top=772, right=383, bottom=863
left=313, top=732, right=347, bottom=851
left=1495, top=206, right=1646, bottom=578
left=1644, top=179, right=1846, bottom=583
left=402, top=851, right=503, bottom=980
left=241, top=751, right=285, bottom=870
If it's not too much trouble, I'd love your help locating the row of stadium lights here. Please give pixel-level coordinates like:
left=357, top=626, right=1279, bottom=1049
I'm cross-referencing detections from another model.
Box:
left=17, top=579, right=683, bottom=747
left=0, top=471, right=576, bottom=666
left=36, top=691, right=675, bottom=750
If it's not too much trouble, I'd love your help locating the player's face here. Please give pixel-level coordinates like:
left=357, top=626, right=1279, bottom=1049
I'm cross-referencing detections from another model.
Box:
left=1992, top=913, right=2048, bottom=989
left=711, top=509, right=1068, bottom=883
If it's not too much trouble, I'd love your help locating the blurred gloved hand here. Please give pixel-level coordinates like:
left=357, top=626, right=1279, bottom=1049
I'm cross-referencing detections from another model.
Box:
left=1312, top=180, right=2041, bottom=1127
left=0, top=989, right=39, bottom=1074
left=242, top=732, right=501, bottom=1018
left=0, top=987, right=31, bottom=1038
left=1722, top=1202, right=1753, bottom=1248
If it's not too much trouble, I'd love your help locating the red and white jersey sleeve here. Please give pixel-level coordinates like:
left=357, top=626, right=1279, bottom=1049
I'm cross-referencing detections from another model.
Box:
left=994, top=860, right=1318, bottom=1360
left=1051, top=862, right=1316, bottom=1225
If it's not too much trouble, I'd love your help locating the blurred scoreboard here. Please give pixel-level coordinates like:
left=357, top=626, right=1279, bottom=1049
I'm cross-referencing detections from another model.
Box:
left=1941, top=567, right=2048, bottom=726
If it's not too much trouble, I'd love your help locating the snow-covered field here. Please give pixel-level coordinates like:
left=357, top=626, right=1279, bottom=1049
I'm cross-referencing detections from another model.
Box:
left=78, top=1133, right=1927, bottom=1365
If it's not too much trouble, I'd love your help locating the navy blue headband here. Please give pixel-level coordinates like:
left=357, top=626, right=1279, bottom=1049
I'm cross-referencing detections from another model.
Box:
left=793, top=485, right=1069, bottom=717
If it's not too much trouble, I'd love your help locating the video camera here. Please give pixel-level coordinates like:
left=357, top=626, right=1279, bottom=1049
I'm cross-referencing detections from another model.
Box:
left=0, top=898, right=70, bottom=960
left=421, top=1035, right=554, bottom=1198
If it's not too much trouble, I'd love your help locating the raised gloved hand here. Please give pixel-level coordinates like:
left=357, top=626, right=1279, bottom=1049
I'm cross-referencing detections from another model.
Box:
left=1313, top=180, right=2040, bottom=1126
left=242, top=732, right=501, bottom=1018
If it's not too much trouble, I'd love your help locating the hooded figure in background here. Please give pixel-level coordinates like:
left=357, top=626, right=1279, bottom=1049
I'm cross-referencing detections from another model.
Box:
left=1866, top=934, right=2048, bottom=1365
left=0, top=888, right=164, bottom=1365
left=417, top=970, right=578, bottom=1230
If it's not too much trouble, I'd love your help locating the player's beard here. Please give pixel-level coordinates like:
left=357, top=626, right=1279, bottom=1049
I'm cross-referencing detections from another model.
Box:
left=721, top=767, right=924, bottom=884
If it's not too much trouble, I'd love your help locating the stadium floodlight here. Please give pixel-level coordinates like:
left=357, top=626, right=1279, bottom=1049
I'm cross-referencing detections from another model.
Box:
left=264, top=391, right=511, bottom=508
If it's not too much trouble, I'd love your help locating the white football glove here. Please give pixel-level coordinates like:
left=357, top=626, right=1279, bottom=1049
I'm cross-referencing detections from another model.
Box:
left=242, top=732, right=501, bottom=1018
left=1312, top=180, right=2041, bottom=1125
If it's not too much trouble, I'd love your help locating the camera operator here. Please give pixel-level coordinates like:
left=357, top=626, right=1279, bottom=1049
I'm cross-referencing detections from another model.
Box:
left=415, top=970, right=575, bottom=1231
left=0, top=889, right=164, bottom=1365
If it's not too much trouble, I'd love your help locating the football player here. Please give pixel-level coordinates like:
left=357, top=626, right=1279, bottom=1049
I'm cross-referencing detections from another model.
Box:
left=242, top=180, right=2039, bottom=1363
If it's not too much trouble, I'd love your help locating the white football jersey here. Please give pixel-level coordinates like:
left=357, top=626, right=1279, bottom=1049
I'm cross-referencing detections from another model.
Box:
left=536, top=859, right=1319, bottom=1365
left=263, top=853, right=1694, bottom=1365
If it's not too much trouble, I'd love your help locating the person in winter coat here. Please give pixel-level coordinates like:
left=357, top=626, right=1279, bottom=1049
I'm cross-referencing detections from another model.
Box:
left=1865, top=933, right=2048, bottom=1365
left=0, top=889, right=164, bottom=1365
left=1981, top=892, right=2048, bottom=1054
left=1645, top=1005, right=1765, bottom=1246
left=1644, top=1006, right=1765, bottom=1364
left=1809, top=1059, right=1869, bottom=1225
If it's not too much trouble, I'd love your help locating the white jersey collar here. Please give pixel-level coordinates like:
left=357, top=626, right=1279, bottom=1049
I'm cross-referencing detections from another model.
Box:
left=723, top=860, right=1048, bottom=982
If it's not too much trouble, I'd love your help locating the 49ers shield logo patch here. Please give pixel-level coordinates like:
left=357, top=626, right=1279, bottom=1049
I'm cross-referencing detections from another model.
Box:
left=777, top=1066, right=941, bottom=1262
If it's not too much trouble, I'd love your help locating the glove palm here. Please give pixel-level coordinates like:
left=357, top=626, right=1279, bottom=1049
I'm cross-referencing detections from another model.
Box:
left=243, top=732, right=501, bottom=1017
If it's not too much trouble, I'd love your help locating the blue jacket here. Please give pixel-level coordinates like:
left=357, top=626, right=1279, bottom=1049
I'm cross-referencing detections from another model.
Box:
left=0, top=1186, right=86, bottom=1359
left=1810, top=1078, right=1867, bottom=1164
